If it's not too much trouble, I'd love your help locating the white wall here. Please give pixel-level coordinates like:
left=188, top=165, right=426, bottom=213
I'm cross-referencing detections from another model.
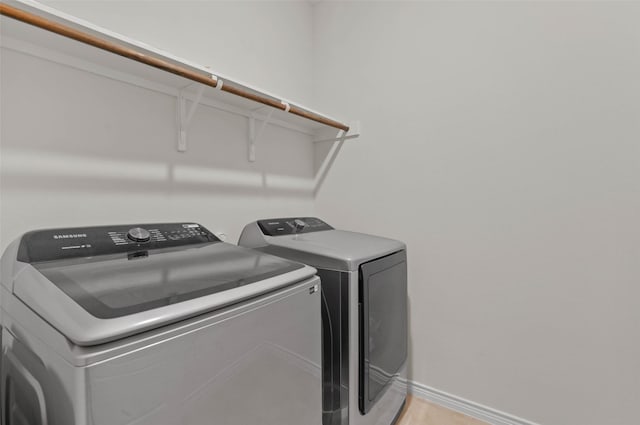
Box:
left=312, top=2, right=640, bottom=425
left=0, top=0, right=316, bottom=251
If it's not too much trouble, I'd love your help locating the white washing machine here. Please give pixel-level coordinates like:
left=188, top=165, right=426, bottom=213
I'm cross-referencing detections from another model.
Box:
left=0, top=222, right=322, bottom=425
left=239, top=217, right=408, bottom=425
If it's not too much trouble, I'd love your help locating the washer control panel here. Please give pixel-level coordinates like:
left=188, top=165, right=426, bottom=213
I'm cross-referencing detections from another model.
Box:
left=17, top=223, right=219, bottom=263
left=257, top=217, right=333, bottom=236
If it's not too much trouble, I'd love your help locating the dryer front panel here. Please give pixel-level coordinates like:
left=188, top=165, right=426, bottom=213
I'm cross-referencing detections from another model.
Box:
left=358, top=250, right=408, bottom=415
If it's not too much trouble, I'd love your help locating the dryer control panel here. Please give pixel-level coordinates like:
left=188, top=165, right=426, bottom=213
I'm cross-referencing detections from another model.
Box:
left=17, top=223, right=219, bottom=263
left=257, top=217, right=333, bottom=236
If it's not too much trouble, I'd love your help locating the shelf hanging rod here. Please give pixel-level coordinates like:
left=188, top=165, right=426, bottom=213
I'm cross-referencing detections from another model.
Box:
left=0, top=3, right=350, bottom=132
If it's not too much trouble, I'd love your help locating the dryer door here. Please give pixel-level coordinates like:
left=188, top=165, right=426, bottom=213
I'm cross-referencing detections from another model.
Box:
left=358, top=250, right=407, bottom=415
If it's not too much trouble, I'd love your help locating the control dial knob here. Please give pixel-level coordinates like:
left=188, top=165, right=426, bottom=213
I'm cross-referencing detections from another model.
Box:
left=127, top=227, right=151, bottom=243
left=293, top=219, right=306, bottom=233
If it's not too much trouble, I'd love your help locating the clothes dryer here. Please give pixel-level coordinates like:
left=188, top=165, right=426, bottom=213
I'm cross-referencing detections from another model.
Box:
left=239, top=217, right=407, bottom=425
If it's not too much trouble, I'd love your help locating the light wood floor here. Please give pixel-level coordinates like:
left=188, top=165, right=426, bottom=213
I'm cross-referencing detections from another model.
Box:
left=396, top=395, right=489, bottom=425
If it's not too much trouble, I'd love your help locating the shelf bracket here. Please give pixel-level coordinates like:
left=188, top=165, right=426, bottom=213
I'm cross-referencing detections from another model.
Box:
left=177, top=84, right=206, bottom=152
left=313, top=129, right=347, bottom=197
left=312, top=121, right=361, bottom=195
left=313, top=121, right=361, bottom=144
left=248, top=107, right=276, bottom=162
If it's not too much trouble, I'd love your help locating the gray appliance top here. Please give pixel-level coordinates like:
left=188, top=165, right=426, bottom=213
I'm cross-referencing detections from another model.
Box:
left=238, top=218, right=406, bottom=271
left=1, top=222, right=316, bottom=346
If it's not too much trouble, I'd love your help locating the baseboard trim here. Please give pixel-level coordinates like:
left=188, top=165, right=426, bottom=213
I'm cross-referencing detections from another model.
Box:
left=408, top=381, right=540, bottom=425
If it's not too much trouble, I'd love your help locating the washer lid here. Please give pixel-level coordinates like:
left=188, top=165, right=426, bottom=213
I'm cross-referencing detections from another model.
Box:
left=30, top=243, right=304, bottom=319
left=11, top=223, right=314, bottom=345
